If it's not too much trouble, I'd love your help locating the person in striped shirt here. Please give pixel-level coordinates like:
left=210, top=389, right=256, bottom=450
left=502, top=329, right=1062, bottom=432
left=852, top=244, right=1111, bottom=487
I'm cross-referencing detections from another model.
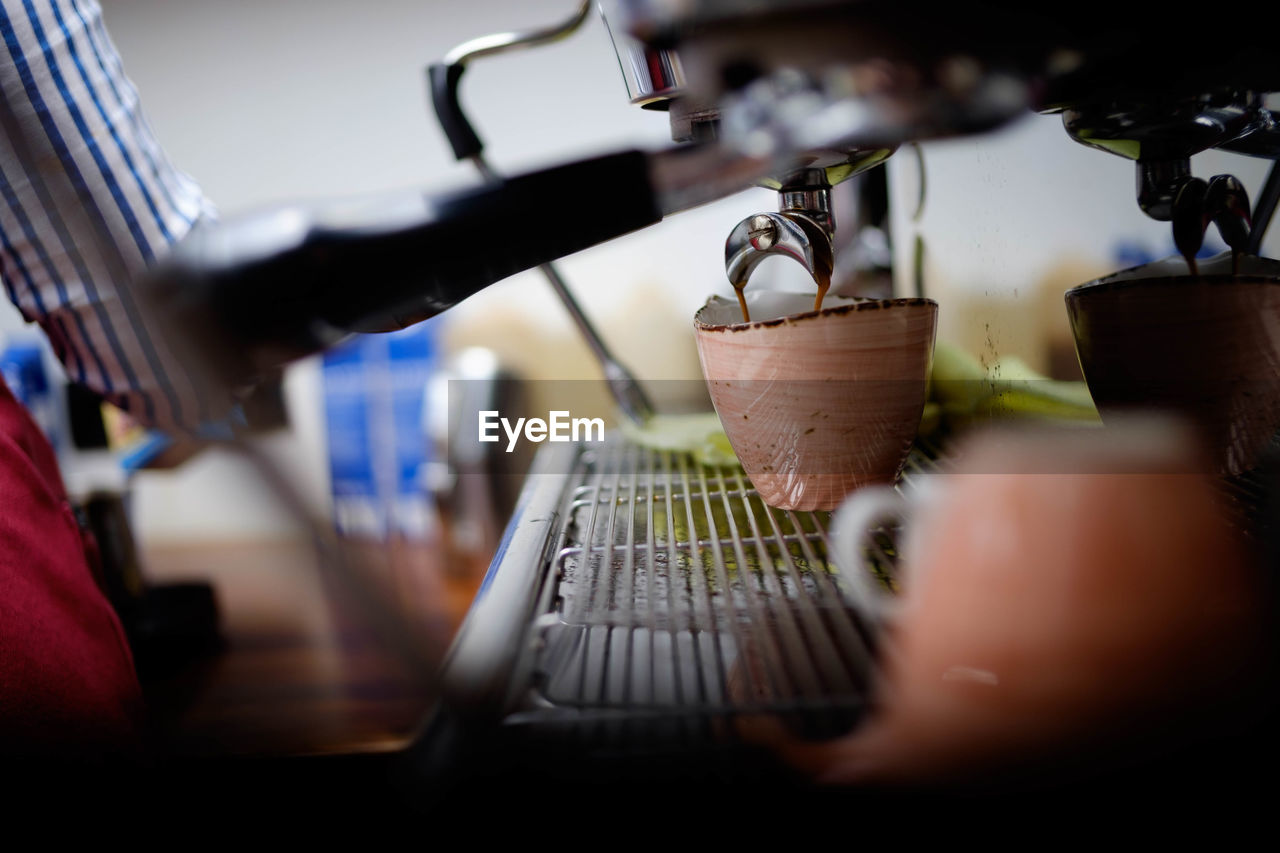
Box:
left=0, top=0, right=212, bottom=757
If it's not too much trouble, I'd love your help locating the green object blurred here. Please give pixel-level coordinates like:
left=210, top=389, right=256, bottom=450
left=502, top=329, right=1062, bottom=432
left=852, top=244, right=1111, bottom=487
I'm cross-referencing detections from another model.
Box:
left=925, top=342, right=1100, bottom=435
left=620, top=412, right=740, bottom=467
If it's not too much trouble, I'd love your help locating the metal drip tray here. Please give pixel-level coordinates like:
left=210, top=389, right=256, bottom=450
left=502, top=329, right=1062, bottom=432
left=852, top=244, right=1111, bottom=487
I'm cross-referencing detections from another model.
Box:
left=429, top=427, right=1273, bottom=789
left=480, top=435, right=944, bottom=741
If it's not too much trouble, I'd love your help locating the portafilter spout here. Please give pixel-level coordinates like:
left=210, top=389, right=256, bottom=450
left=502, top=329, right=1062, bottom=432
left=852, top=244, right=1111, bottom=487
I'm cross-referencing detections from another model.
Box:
left=725, top=168, right=836, bottom=321
left=1062, top=92, right=1275, bottom=270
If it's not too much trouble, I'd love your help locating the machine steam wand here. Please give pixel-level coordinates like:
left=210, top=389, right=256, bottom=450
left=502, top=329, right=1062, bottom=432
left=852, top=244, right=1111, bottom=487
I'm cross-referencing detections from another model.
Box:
left=428, top=1, right=655, bottom=426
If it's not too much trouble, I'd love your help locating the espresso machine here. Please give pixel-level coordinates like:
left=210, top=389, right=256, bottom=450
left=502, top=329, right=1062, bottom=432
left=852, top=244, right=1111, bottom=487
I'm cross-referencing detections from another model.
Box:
left=143, top=1, right=1280, bottom=403
left=139, top=0, right=1280, bottom=807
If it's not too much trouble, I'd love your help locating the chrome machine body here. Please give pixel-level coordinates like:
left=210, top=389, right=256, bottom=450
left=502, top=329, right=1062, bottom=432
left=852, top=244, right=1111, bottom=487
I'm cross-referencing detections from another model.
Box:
left=602, top=0, right=1280, bottom=283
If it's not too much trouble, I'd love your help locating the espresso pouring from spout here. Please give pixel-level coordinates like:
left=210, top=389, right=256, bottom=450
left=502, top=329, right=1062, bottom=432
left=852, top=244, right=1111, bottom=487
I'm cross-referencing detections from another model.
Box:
left=725, top=169, right=836, bottom=322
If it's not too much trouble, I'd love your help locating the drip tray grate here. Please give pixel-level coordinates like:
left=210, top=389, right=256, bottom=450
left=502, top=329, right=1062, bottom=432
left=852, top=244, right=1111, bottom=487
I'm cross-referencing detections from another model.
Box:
left=489, top=429, right=1269, bottom=762
left=508, top=436, right=944, bottom=734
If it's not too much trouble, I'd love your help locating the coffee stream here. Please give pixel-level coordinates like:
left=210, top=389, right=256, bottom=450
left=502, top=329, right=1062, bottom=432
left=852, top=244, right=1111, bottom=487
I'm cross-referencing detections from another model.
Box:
left=734, top=283, right=751, bottom=323
left=732, top=270, right=831, bottom=324
left=814, top=270, right=830, bottom=313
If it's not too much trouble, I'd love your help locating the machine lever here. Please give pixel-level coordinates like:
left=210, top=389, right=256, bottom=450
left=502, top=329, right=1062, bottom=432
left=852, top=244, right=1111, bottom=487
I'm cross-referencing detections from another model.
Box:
left=429, top=1, right=654, bottom=426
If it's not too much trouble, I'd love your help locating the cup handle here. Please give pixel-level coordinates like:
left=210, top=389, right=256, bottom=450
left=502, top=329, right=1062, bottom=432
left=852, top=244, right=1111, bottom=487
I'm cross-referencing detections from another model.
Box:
left=830, top=485, right=909, bottom=623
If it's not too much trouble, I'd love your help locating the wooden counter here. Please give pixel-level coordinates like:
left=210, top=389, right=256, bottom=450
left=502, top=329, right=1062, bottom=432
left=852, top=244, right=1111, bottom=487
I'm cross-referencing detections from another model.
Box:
left=138, top=535, right=487, bottom=760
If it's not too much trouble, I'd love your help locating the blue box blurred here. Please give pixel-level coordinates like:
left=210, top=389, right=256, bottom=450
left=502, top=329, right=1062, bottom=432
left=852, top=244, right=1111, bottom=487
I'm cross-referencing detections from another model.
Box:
left=1, top=336, right=61, bottom=450
left=322, top=322, right=440, bottom=539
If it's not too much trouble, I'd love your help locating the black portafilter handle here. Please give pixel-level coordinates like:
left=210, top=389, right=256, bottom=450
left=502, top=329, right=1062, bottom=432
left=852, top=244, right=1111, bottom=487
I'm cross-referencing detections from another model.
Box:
left=139, top=149, right=662, bottom=421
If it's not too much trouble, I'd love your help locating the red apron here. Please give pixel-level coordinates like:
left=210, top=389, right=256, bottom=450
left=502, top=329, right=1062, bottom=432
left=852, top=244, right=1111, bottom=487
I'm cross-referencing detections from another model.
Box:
left=0, top=374, right=143, bottom=757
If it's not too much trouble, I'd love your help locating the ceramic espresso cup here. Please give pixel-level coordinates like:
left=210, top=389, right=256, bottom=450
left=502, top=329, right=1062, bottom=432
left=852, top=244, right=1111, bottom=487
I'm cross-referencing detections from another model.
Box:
left=693, top=291, right=937, bottom=510
left=1066, top=267, right=1280, bottom=476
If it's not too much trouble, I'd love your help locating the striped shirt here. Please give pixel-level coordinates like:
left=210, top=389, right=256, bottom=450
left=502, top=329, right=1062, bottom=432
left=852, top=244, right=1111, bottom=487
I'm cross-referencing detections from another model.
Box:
left=0, top=0, right=215, bottom=432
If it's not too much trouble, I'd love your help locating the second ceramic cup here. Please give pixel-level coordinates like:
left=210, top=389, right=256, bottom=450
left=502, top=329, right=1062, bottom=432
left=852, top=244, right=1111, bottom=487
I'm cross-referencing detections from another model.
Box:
left=694, top=291, right=937, bottom=510
left=1066, top=255, right=1280, bottom=476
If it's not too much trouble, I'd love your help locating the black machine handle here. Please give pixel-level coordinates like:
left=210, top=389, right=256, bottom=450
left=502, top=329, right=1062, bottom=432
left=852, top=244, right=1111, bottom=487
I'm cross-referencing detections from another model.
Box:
left=140, top=149, right=662, bottom=414
left=427, top=0, right=592, bottom=162
left=429, top=62, right=485, bottom=162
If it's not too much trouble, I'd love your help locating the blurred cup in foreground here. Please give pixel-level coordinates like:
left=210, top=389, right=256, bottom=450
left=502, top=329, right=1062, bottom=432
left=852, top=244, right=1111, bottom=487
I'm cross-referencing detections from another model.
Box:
left=693, top=291, right=937, bottom=510
left=817, top=418, right=1268, bottom=786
